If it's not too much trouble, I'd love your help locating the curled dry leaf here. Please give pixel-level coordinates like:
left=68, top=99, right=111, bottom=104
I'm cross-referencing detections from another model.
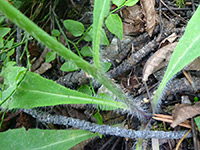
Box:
left=121, top=5, right=144, bottom=35
left=143, top=42, right=178, bottom=82
left=159, top=33, right=178, bottom=48
left=140, top=0, right=157, bottom=37
left=171, top=102, right=200, bottom=128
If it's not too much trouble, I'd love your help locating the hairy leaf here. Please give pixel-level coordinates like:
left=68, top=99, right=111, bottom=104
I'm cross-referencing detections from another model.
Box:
left=0, top=128, right=96, bottom=150
left=1, top=67, right=128, bottom=110
left=153, top=6, right=200, bottom=110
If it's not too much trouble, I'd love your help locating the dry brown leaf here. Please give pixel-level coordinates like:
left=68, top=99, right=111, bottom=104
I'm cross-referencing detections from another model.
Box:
left=184, top=56, right=200, bottom=71
left=143, top=42, right=178, bottom=82
left=171, top=102, right=200, bottom=128
left=121, top=5, right=144, bottom=35
left=159, top=33, right=177, bottom=48
left=140, top=0, right=157, bottom=36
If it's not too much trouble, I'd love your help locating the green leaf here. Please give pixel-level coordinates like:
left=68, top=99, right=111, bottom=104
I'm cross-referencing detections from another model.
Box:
left=1, top=67, right=129, bottom=110
left=0, top=128, right=97, bottom=150
left=78, top=85, right=92, bottom=96
left=0, top=0, right=133, bottom=113
left=45, top=51, right=56, bottom=63
left=0, top=27, right=11, bottom=38
left=102, top=62, right=112, bottom=72
left=63, top=19, right=84, bottom=37
left=0, top=16, right=5, bottom=24
left=1, top=63, right=26, bottom=86
left=153, top=6, right=200, bottom=110
left=80, top=46, right=93, bottom=57
left=194, top=97, right=199, bottom=103
left=51, top=29, right=60, bottom=37
left=97, top=93, right=117, bottom=110
left=105, top=14, right=123, bottom=40
left=7, top=49, right=15, bottom=57
left=5, top=38, right=14, bottom=48
left=194, top=116, right=200, bottom=131
left=84, top=28, right=109, bottom=45
left=60, top=60, right=79, bottom=72
left=94, top=111, right=103, bottom=125
left=0, top=37, right=4, bottom=48
left=124, top=0, right=139, bottom=6
left=13, top=0, right=22, bottom=9
left=1, top=65, right=26, bottom=106
left=112, top=0, right=125, bottom=7
left=100, top=29, right=109, bottom=46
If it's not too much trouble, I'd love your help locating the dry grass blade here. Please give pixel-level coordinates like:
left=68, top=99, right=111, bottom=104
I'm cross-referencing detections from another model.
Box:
left=153, top=114, right=192, bottom=129
left=175, top=130, right=191, bottom=150
left=143, top=42, right=178, bottom=82
left=140, top=0, right=157, bottom=36
left=171, top=102, right=200, bottom=128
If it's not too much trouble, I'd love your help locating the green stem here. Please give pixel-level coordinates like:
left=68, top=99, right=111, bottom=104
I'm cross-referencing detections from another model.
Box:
left=76, top=25, right=92, bottom=45
left=54, top=14, right=71, bottom=50
left=92, top=0, right=110, bottom=69
left=0, top=0, right=130, bottom=106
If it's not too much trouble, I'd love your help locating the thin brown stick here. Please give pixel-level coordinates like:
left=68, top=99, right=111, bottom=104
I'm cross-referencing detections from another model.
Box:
left=160, top=0, right=187, bottom=23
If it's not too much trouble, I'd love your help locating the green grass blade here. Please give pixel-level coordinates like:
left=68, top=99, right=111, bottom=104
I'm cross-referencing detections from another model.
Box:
left=0, top=128, right=97, bottom=150
left=92, top=0, right=110, bottom=68
left=153, top=6, right=200, bottom=110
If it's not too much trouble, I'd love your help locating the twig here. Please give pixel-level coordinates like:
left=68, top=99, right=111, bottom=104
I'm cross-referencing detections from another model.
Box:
left=191, top=118, right=199, bottom=150
left=191, top=0, right=195, bottom=12
left=108, top=38, right=159, bottom=79
left=155, top=7, right=191, bottom=11
left=160, top=0, right=187, bottom=23
left=22, top=108, right=192, bottom=139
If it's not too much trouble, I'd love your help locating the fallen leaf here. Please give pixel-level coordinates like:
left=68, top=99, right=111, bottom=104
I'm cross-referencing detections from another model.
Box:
left=171, top=102, right=200, bottom=128
left=140, top=0, right=157, bottom=36
left=121, top=5, right=144, bottom=35
left=184, top=56, right=200, bottom=71
left=159, top=33, right=178, bottom=48
left=143, top=42, right=178, bottom=82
